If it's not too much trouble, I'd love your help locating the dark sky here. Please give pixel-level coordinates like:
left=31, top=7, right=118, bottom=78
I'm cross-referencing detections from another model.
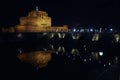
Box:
left=0, top=0, right=120, bottom=27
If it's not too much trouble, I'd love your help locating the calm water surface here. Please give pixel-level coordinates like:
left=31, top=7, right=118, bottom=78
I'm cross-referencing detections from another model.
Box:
left=1, top=39, right=120, bottom=80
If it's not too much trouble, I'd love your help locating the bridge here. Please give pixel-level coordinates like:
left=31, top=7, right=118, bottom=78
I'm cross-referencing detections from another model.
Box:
left=28, top=32, right=120, bottom=42
left=0, top=32, right=120, bottom=43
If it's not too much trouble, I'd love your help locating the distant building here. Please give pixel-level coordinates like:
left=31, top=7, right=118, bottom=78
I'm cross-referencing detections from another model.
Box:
left=2, top=9, right=68, bottom=32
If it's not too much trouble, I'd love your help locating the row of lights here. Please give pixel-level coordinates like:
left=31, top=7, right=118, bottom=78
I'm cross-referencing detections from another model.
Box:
left=70, top=28, right=114, bottom=33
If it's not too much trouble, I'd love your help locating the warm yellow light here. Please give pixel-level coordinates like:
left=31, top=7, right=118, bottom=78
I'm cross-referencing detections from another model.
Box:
left=17, top=51, right=52, bottom=68
left=114, top=34, right=120, bottom=42
left=92, top=33, right=99, bottom=41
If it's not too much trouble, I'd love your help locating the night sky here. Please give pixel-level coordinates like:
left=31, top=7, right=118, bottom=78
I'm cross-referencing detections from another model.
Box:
left=0, top=0, right=120, bottom=28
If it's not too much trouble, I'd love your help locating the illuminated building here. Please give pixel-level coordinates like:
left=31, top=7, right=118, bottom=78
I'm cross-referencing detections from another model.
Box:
left=2, top=7, right=68, bottom=32
left=17, top=51, right=51, bottom=68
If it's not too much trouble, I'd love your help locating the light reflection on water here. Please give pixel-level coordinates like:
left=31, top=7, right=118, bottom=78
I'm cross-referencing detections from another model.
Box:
left=17, top=51, right=51, bottom=68
left=1, top=33, right=120, bottom=80
left=1, top=41, right=120, bottom=80
left=16, top=44, right=120, bottom=69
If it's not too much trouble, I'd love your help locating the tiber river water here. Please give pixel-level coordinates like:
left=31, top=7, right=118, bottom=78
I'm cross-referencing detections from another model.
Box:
left=1, top=33, right=120, bottom=80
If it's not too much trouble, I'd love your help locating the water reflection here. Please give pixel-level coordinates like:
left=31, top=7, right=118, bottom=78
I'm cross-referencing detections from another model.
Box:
left=17, top=51, right=51, bottom=68
left=58, top=46, right=65, bottom=53
left=16, top=43, right=120, bottom=69
left=91, top=52, right=99, bottom=60
left=71, top=48, right=79, bottom=55
left=114, top=56, right=119, bottom=64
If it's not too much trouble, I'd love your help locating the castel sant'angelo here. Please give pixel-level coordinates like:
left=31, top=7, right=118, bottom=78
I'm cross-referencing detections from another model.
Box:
left=2, top=7, right=68, bottom=32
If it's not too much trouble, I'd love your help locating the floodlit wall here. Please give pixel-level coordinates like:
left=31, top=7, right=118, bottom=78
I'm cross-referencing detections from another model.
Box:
left=2, top=10, right=68, bottom=32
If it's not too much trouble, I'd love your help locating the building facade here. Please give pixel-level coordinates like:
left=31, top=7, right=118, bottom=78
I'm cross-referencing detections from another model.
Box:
left=2, top=10, right=68, bottom=32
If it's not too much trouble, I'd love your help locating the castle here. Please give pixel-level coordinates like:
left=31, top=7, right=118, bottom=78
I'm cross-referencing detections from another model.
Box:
left=2, top=7, right=68, bottom=32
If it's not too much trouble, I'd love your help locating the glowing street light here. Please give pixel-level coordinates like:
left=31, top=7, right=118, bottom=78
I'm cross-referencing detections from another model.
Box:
left=99, top=52, right=103, bottom=56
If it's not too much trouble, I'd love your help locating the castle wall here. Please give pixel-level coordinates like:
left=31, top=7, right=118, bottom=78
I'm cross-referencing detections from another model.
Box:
left=2, top=10, right=68, bottom=32
left=15, top=25, right=68, bottom=32
left=20, top=16, right=51, bottom=27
